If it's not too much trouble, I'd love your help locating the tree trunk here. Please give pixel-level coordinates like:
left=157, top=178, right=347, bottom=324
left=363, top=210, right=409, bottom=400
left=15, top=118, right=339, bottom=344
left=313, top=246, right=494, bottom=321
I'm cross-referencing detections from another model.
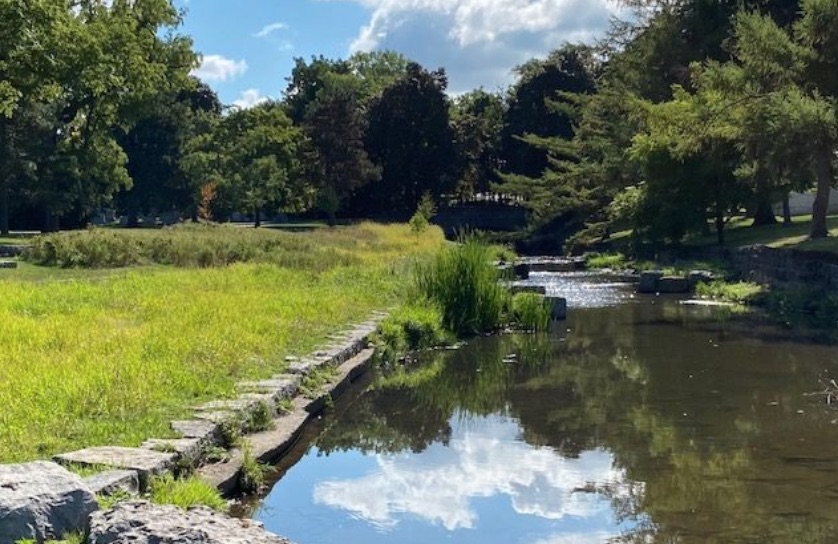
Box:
left=0, top=177, right=8, bottom=236
left=127, top=209, right=139, bottom=228
left=0, top=117, right=8, bottom=236
left=751, top=195, right=777, bottom=226
left=782, top=193, right=792, bottom=226
left=811, top=147, right=833, bottom=239
left=715, top=210, right=725, bottom=246
left=254, top=207, right=261, bottom=228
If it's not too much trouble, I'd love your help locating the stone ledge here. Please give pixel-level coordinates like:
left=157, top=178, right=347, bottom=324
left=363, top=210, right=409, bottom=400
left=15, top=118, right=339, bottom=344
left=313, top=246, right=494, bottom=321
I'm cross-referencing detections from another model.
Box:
left=83, top=469, right=140, bottom=496
left=54, top=447, right=175, bottom=491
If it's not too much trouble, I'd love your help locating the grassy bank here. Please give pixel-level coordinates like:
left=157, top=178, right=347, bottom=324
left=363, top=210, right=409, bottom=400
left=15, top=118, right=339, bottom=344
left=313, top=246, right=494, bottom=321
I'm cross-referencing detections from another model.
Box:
left=0, top=223, right=444, bottom=463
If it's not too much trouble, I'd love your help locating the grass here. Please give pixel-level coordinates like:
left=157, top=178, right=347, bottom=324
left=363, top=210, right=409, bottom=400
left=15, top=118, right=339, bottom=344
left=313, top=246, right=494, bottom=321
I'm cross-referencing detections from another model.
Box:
left=586, top=252, right=628, bottom=270
left=695, top=281, right=764, bottom=304
left=510, top=293, right=552, bottom=332
left=0, top=222, right=444, bottom=463
left=372, top=302, right=450, bottom=364
left=684, top=214, right=838, bottom=252
left=16, top=535, right=83, bottom=544
left=149, top=474, right=227, bottom=511
left=415, top=238, right=508, bottom=336
left=299, top=365, right=339, bottom=399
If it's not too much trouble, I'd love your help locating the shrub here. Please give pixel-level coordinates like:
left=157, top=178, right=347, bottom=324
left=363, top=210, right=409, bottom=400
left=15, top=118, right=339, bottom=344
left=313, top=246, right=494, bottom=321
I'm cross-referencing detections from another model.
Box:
left=415, top=238, right=508, bottom=335
left=149, top=474, right=227, bottom=512
left=510, top=293, right=551, bottom=332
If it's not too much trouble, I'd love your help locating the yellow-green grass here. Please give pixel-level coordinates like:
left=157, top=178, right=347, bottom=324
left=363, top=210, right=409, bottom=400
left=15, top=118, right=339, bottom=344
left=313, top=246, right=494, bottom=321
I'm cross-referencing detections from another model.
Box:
left=0, top=223, right=444, bottom=463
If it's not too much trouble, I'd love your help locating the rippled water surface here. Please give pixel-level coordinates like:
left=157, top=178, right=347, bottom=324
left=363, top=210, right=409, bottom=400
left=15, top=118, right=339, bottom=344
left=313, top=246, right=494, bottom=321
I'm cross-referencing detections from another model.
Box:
left=250, top=273, right=838, bottom=543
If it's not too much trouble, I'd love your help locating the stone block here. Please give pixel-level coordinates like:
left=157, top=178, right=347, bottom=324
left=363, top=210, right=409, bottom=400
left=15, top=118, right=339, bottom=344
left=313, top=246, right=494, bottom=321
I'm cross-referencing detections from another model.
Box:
left=55, top=447, right=175, bottom=491
left=83, top=470, right=140, bottom=496
left=657, top=276, right=691, bottom=293
left=513, top=263, right=530, bottom=280
left=237, top=375, right=300, bottom=398
left=142, top=437, right=204, bottom=468
left=509, top=284, right=547, bottom=295
left=638, top=271, right=663, bottom=293
left=0, top=261, right=18, bottom=269
left=88, top=500, right=292, bottom=544
left=0, top=461, right=98, bottom=542
left=547, top=296, right=567, bottom=320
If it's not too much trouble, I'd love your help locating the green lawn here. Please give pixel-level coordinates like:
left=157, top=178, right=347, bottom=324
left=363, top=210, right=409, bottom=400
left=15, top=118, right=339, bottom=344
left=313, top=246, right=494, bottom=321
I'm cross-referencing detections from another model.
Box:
left=0, top=223, right=444, bottom=462
left=684, top=214, right=838, bottom=252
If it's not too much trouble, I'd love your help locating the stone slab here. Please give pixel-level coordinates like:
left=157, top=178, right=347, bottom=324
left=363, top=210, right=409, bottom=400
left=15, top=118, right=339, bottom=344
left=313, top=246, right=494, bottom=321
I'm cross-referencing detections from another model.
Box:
left=0, top=461, right=98, bottom=542
left=171, top=419, right=220, bottom=441
left=638, top=270, right=664, bottom=293
left=142, top=437, right=204, bottom=468
left=657, top=276, right=691, bottom=293
left=88, top=500, right=291, bottom=544
left=83, top=469, right=140, bottom=496
left=55, top=447, right=175, bottom=490
left=0, top=261, right=18, bottom=269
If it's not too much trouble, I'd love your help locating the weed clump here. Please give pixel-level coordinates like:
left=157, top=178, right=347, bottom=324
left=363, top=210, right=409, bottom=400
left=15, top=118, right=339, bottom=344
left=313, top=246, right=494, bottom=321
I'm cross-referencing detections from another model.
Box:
left=510, top=293, right=551, bottom=332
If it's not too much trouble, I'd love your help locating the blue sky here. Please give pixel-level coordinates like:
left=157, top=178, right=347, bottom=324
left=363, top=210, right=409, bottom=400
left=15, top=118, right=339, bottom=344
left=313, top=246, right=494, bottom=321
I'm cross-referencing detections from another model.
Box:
left=180, top=0, right=623, bottom=108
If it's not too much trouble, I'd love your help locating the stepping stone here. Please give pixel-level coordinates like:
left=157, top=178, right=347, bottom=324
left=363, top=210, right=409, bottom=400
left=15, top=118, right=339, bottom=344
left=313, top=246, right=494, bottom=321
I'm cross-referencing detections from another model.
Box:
left=83, top=469, right=139, bottom=496
left=171, top=419, right=219, bottom=441
left=54, top=447, right=175, bottom=490
left=141, top=437, right=204, bottom=468
left=0, top=261, right=18, bottom=269
left=237, top=376, right=300, bottom=398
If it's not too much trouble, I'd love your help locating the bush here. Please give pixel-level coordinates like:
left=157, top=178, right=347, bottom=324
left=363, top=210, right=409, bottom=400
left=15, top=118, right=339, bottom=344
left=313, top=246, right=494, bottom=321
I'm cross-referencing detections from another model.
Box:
left=766, top=286, right=838, bottom=330
left=415, top=238, right=508, bottom=335
left=510, top=293, right=551, bottom=332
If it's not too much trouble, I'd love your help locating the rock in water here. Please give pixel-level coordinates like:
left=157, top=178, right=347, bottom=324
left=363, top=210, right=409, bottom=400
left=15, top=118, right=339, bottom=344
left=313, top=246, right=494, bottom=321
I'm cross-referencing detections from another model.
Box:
left=0, top=461, right=98, bottom=542
left=88, top=500, right=293, bottom=544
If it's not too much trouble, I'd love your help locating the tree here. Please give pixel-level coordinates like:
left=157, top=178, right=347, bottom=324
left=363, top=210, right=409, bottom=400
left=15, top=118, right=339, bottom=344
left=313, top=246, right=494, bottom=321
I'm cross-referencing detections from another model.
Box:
left=449, top=89, right=506, bottom=200
left=115, top=80, right=222, bottom=226
left=302, top=72, right=380, bottom=224
left=500, top=45, right=598, bottom=180
left=362, top=62, right=457, bottom=215
left=184, top=102, right=308, bottom=227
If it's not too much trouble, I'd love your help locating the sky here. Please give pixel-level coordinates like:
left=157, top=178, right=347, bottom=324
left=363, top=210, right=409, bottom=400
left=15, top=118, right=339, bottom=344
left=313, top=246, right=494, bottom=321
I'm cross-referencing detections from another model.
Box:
left=179, top=0, right=624, bottom=109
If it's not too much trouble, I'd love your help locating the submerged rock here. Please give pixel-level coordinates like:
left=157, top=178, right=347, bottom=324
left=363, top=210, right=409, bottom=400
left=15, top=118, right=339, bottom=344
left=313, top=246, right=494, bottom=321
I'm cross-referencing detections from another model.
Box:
left=88, top=500, right=292, bottom=544
left=0, top=461, right=98, bottom=542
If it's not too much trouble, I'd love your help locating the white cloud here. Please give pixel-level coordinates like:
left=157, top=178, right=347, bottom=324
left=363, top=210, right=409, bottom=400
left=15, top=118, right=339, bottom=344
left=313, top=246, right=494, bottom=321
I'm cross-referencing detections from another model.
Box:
left=313, top=415, right=637, bottom=533
left=191, top=54, right=248, bottom=82
left=232, top=88, right=269, bottom=110
left=335, top=0, right=624, bottom=93
left=254, top=21, right=289, bottom=38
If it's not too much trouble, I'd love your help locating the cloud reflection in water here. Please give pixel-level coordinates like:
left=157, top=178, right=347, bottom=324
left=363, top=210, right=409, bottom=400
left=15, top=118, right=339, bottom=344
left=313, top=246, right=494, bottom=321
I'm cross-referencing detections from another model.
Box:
left=313, top=415, right=634, bottom=535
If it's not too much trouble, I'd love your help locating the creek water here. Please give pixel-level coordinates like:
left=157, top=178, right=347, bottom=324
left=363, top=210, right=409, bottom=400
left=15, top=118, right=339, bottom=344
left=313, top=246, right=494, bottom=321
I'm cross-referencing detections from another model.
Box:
left=247, top=273, right=838, bottom=543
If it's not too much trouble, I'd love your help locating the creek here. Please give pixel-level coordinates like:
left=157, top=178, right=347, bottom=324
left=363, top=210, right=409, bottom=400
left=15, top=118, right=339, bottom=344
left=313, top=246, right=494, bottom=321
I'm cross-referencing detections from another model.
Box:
left=244, top=272, right=838, bottom=543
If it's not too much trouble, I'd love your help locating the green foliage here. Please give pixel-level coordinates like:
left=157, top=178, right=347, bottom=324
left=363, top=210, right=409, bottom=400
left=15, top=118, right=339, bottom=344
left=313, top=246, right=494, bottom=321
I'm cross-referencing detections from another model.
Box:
left=510, top=293, right=551, bottom=332
left=16, top=535, right=83, bottom=544
left=373, top=302, right=450, bottom=364
left=415, top=238, right=508, bottom=335
left=586, top=252, right=627, bottom=270
left=695, top=281, right=764, bottom=304
left=299, top=365, right=338, bottom=399
left=96, top=489, right=134, bottom=511
left=149, top=474, right=227, bottom=512
left=246, top=401, right=275, bottom=433
left=238, top=442, right=269, bottom=494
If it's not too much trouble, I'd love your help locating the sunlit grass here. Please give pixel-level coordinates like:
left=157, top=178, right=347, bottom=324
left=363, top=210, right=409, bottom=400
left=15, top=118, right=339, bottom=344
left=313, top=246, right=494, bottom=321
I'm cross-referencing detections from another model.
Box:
left=685, top=214, right=838, bottom=252
left=0, top=223, right=444, bottom=462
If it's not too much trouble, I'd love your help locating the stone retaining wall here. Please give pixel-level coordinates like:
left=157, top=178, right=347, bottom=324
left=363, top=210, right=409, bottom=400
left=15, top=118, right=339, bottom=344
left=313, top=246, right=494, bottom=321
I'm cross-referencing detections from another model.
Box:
left=728, top=246, right=838, bottom=287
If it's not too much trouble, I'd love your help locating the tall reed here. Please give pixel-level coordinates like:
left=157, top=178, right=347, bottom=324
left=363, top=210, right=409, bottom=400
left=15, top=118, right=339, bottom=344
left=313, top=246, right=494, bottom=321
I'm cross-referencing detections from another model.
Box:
left=415, top=238, right=508, bottom=335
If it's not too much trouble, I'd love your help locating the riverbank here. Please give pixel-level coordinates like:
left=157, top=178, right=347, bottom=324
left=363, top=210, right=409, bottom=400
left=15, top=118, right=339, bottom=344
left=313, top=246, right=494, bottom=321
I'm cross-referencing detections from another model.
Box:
left=0, top=223, right=444, bottom=464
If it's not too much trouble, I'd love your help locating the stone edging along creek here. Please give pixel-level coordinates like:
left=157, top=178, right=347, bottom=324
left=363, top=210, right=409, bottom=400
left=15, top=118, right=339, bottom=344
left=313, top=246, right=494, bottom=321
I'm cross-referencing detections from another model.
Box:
left=0, top=312, right=388, bottom=543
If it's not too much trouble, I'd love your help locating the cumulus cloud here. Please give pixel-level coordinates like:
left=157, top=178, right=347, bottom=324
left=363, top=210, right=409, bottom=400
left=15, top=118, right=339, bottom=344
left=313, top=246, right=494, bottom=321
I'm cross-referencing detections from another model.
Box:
left=313, top=415, right=636, bottom=533
left=335, top=0, right=623, bottom=93
left=232, top=88, right=269, bottom=109
left=191, top=54, right=248, bottom=82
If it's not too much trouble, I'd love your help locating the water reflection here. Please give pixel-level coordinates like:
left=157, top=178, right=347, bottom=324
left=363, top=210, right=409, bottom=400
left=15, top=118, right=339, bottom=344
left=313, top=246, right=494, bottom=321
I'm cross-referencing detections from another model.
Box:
left=313, top=416, right=634, bottom=532
left=254, top=274, right=838, bottom=544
